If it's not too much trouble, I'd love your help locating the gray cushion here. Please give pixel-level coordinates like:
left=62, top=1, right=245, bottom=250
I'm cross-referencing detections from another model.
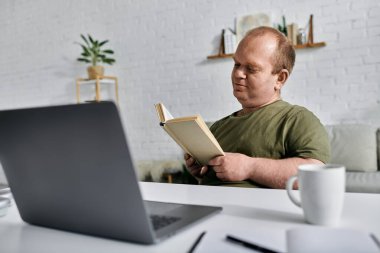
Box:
left=377, top=129, right=380, bottom=171
left=325, top=125, right=378, bottom=172
left=346, top=172, right=380, bottom=193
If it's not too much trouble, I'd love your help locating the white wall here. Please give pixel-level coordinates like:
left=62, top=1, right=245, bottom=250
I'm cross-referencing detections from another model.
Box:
left=0, top=0, right=379, bottom=163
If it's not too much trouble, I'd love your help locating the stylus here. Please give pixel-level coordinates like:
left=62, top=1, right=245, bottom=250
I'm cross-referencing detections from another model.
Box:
left=188, top=231, right=206, bottom=253
left=226, top=234, right=279, bottom=253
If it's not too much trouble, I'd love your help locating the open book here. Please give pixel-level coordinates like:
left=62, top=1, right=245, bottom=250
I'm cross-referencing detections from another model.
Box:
left=155, top=103, right=224, bottom=165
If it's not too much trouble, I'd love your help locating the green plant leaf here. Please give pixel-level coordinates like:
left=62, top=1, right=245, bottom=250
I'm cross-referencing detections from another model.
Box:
left=103, top=58, right=116, bottom=65
left=80, top=34, right=89, bottom=46
left=98, top=40, right=109, bottom=47
left=78, top=34, right=115, bottom=66
left=88, top=34, right=95, bottom=45
left=102, top=49, right=114, bottom=54
left=77, top=58, right=91, bottom=63
left=80, top=44, right=91, bottom=55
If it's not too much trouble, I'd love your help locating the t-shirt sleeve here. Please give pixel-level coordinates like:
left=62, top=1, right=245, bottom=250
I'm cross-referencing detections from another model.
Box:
left=209, top=121, right=218, bottom=133
left=284, top=109, right=331, bottom=163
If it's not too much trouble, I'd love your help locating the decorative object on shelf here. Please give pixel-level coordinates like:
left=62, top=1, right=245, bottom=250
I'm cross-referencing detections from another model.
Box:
left=276, top=14, right=325, bottom=48
left=207, top=14, right=326, bottom=59
left=208, top=13, right=271, bottom=59
left=277, top=16, right=288, bottom=36
left=293, top=14, right=326, bottom=49
left=287, top=23, right=299, bottom=46
left=297, top=28, right=307, bottom=45
left=236, top=13, right=271, bottom=42
left=76, top=76, right=119, bottom=105
left=307, top=15, right=314, bottom=44
left=207, top=29, right=235, bottom=59
left=76, top=34, right=116, bottom=79
left=223, top=28, right=237, bottom=54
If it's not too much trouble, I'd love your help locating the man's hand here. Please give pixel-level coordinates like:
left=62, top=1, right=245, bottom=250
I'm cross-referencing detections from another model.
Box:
left=208, top=152, right=254, bottom=181
left=184, top=154, right=208, bottom=182
left=210, top=153, right=323, bottom=188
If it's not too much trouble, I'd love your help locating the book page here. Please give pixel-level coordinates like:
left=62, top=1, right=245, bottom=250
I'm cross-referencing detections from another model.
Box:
left=154, top=103, right=174, bottom=122
left=165, top=117, right=224, bottom=165
left=160, top=103, right=174, bottom=121
left=154, top=103, right=224, bottom=165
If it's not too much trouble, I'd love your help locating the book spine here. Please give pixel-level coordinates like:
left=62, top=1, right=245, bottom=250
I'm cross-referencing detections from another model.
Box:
left=286, top=24, right=293, bottom=44
left=292, top=23, right=298, bottom=45
left=223, top=29, right=236, bottom=54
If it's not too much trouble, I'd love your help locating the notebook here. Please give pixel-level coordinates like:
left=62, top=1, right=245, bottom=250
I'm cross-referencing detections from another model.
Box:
left=287, top=227, right=380, bottom=253
left=0, top=102, right=221, bottom=244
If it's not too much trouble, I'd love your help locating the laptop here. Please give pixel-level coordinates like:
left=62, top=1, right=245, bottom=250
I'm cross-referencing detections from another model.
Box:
left=0, top=102, right=221, bottom=244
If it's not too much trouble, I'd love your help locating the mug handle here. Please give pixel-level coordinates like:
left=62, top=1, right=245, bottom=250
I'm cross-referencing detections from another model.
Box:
left=286, top=175, right=301, bottom=208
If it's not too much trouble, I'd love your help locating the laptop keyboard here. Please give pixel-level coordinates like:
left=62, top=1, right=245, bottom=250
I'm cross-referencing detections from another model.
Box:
left=150, top=215, right=181, bottom=230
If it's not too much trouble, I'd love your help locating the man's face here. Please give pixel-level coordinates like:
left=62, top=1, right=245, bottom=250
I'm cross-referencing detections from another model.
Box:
left=231, top=34, right=280, bottom=108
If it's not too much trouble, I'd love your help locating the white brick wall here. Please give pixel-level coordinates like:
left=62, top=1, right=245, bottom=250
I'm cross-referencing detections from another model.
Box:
left=0, top=0, right=379, bottom=163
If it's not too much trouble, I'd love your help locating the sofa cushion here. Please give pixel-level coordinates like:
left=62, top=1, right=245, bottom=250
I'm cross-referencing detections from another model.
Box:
left=377, top=129, right=380, bottom=171
left=346, top=172, right=380, bottom=193
left=325, top=125, right=378, bottom=172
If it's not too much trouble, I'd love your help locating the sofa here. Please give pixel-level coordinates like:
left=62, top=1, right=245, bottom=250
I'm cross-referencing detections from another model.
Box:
left=325, top=124, right=380, bottom=193
left=135, top=124, right=380, bottom=193
left=0, top=124, right=379, bottom=193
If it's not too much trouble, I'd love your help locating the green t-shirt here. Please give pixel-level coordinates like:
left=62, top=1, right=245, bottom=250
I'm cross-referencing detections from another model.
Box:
left=202, top=100, right=330, bottom=187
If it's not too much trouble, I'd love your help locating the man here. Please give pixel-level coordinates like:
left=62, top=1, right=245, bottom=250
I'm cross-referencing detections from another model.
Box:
left=185, top=26, right=330, bottom=189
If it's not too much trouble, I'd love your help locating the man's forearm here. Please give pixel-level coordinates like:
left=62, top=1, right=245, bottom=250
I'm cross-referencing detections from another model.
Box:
left=249, top=157, right=323, bottom=189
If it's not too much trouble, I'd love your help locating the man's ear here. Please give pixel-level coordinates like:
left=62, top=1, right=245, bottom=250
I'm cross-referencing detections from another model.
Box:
left=275, top=69, right=289, bottom=91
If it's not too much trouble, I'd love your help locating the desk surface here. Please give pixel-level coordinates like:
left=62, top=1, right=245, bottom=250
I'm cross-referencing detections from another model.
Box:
left=1, top=182, right=379, bottom=253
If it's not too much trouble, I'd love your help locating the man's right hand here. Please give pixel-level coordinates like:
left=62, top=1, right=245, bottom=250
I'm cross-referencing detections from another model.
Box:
left=184, top=153, right=208, bottom=182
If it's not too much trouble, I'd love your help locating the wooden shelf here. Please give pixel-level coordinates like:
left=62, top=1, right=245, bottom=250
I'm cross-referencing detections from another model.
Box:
left=294, top=42, right=326, bottom=49
left=206, top=42, right=326, bottom=59
left=207, top=53, right=234, bottom=59
left=208, top=16, right=326, bottom=59
left=76, top=75, right=119, bottom=105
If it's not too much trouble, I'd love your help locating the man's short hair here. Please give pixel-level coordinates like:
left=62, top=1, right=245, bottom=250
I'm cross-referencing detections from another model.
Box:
left=245, top=26, right=296, bottom=74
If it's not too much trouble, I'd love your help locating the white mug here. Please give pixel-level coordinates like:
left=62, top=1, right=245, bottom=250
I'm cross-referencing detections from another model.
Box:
left=286, top=164, right=346, bottom=226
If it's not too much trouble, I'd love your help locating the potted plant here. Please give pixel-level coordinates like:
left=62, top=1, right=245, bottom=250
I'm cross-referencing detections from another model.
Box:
left=77, top=34, right=116, bottom=79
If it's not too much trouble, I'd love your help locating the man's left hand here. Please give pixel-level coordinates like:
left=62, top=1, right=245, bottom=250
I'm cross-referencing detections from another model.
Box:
left=208, top=152, right=254, bottom=181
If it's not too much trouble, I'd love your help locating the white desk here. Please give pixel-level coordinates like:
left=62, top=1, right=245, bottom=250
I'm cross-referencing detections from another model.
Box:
left=0, top=182, right=379, bottom=253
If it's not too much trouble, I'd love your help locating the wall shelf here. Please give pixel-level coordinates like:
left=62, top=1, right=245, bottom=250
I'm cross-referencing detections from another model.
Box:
left=207, top=15, right=326, bottom=60
left=294, top=42, right=326, bottom=49
left=207, top=41, right=326, bottom=59
left=76, top=75, right=119, bottom=105
left=207, top=53, right=234, bottom=59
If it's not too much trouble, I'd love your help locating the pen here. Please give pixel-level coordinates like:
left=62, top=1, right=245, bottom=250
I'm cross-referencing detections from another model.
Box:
left=188, top=231, right=206, bottom=253
left=226, top=234, right=279, bottom=253
left=370, top=234, right=380, bottom=250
